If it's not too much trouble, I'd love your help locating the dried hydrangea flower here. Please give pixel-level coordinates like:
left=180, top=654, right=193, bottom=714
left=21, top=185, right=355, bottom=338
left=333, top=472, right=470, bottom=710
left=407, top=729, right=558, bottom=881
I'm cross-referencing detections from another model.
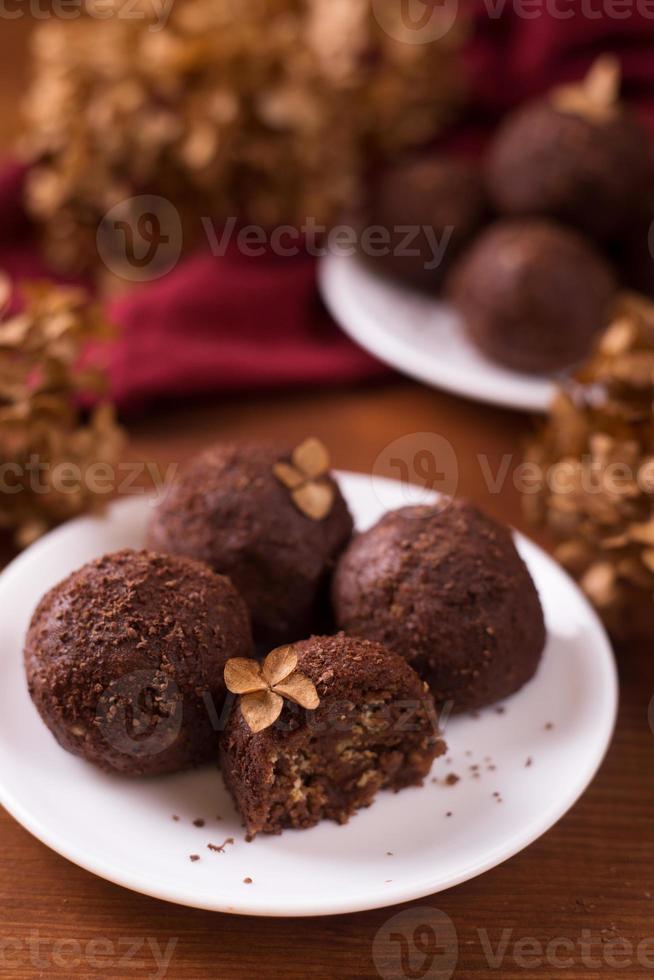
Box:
left=21, top=0, right=463, bottom=273
left=224, top=645, right=320, bottom=733
left=273, top=437, right=335, bottom=520
left=525, top=292, right=654, bottom=631
left=0, top=276, right=125, bottom=547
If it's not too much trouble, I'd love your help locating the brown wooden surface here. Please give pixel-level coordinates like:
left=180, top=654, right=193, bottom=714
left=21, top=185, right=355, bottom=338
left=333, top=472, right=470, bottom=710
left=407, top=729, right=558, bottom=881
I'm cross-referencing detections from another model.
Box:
left=2, top=20, right=654, bottom=980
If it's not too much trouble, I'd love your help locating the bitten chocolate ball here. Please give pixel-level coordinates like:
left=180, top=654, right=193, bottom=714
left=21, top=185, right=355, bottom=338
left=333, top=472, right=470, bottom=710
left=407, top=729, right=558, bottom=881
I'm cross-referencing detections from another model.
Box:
left=24, top=550, right=253, bottom=776
left=220, top=634, right=446, bottom=836
left=361, top=154, right=486, bottom=290
left=485, top=65, right=651, bottom=240
left=147, top=440, right=354, bottom=647
left=449, top=219, right=617, bottom=374
left=332, top=501, right=546, bottom=712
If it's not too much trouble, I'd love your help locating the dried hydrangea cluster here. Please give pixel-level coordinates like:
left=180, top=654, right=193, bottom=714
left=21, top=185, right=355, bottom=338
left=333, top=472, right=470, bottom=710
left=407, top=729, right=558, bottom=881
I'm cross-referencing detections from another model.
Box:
left=525, top=293, right=654, bottom=629
left=22, top=0, right=463, bottom=273
left=0, top=277, right=124, bottom=547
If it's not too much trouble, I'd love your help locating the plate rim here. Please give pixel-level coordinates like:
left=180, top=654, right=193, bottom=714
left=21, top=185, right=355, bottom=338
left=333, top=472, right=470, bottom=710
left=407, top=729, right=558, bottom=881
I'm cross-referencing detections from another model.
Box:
left=318, top=252, right=558, bottom=414
left=0, top=478, right=619, bottom=916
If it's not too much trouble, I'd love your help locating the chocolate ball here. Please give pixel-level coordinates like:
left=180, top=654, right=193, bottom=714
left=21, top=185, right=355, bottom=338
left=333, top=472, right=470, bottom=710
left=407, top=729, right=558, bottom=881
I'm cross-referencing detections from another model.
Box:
left=485, top=98, right=651, bottom=240
left=449, top=219, right=617, bottom=374
left=332, top=501, right=546, bottom=712
left=147, top=441, right=354, bottom=647
left=361, top=155, right=486, bottom=290
left=220, top=633, right=445, bottom=836
left=24, top=549, right=253, bottom=776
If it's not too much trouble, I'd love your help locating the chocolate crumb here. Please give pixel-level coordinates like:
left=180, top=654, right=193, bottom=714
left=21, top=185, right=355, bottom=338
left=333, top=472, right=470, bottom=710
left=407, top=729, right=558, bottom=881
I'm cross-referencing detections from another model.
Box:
left=495, top=706, right=506, bottom=715
left=208, top=837, right=235, bottom=853
left=525, top=757, right=533, bottom=767
left=445, top=773, right=460, bottom=786
left=189, top=854, right=200, bottom=862
left=545, top=722, right=554, bottom=730
left=386, top=851, right=393, bottom=856
left=446, top=811, right=453, bottom=817
left=193, top=818, right=205, bottom=828
left=172, top=815, right=179, bottom=822
left=243, top=877, right=253, bottom=884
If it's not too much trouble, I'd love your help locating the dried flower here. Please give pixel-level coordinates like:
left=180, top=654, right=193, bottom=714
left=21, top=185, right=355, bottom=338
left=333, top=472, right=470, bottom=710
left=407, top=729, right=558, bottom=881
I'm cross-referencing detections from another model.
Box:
left=525, top=292, right=654, bottom=630
left=224, top=646, right=320, bottom=733
left=0, top=276, right=125, bottom=547
left=21, top=1, right=464, bottom=273
left=273, top=437, right=335, bottom=520
left=551, top=54, right=621, bottom=123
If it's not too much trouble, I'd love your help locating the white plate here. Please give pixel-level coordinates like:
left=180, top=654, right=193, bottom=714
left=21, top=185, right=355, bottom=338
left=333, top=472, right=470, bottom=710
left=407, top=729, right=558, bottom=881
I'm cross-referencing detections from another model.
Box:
left=319, top=252, right=559, bottom=413
left=0, top=474, right=617, bottom=916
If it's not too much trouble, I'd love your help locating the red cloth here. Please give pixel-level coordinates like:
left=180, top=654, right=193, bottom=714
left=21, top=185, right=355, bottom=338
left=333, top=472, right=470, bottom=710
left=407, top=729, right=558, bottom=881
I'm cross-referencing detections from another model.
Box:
left=1, top=12, right=654, bottom=412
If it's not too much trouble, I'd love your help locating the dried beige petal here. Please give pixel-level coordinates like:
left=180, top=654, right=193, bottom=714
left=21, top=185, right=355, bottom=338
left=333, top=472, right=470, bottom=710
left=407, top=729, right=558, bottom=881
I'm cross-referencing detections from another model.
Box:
left=273, top=671, right=320, bottom=710
left=0, top=271, right=11, bottom=313
left=262, top=645, right=298, bottom=688
left=628, top=521, right=654, bottom=546
left=600, top=317, right=637, bottom=357
left=273, top=461, right=304, bottom=490
left=292, top=480, right=335, bottom=521
left=240, top=689, right=284, bottom=734
left=584, top=54, right=621, bottom=110
left=581, top=562, right=618, bottom=608
left=224, top=658, right=267, bottom=695
left=552, top=55, right=621, bottom=123
left=291, top=437, right=330, bottom=479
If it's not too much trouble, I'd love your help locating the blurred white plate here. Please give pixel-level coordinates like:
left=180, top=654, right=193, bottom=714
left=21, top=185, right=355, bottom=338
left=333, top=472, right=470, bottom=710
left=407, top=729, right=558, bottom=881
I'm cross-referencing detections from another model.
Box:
left=319, top=252, right=559, bottom=413
left=0, top=474, right=616, bottom=916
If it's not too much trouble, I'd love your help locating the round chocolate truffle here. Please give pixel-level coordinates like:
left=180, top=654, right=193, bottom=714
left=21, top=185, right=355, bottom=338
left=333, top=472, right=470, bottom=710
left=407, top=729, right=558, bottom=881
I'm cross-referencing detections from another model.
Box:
left=146, top=440, right=354, bottom=647
left=449, top=219, right=617, bottom=374
left=24, top=549, right=252, bottom=776
left=332, top=501, right=546, bottom=712
left=485, top=94, right=650, bottom=240
left=361, top=154, right=486, bottom=290
left=220, top=633, right=445, bottom=836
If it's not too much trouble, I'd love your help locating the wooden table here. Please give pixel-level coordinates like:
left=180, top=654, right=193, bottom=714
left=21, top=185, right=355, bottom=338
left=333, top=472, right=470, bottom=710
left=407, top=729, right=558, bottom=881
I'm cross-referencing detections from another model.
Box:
left=2, top=20, right=654, bottom=980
